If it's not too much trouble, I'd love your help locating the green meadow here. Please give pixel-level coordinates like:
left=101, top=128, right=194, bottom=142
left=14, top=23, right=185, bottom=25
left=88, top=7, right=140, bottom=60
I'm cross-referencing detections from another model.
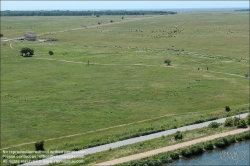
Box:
left=1, top=11, right=249, bottom=153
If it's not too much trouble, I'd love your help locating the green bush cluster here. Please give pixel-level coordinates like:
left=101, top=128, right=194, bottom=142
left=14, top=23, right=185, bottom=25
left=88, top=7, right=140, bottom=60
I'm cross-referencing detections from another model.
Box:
left=224, top=117, right=247, bottom=128
left=181, top=145, right=203, bottom=157
left=174, top=131, right=183, bottom=140
left=203, top=142, right=214, bottom=150
left=214, top=138, right=230, bottom=148
left=122, top=151, right=178, bottom=166
left=20, top=47, right=34, bottom=57
left=247, top=114, right=250, bottom=125
left=208, top=122, right=220, bottom=128
left=120, top=131, right=250, bottom=166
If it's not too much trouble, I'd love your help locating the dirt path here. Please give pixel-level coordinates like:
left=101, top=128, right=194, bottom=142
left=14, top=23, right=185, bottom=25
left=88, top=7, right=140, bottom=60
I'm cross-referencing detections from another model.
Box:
left=9, top=42, right=18, bottom=51
left=95, top=127, right=250, bottom=166
left=33, top=57, right=247, bottom=78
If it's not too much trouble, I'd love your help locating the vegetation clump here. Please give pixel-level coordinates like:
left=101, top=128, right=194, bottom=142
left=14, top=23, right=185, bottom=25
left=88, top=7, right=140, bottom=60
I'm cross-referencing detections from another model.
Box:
left=214, top=138, right=230, bottom=148
left=34, top=140, right=45, bottom=151
left=20, top=47, right=34, bottom=57
left=208, top=122, right=220, bottom=128
left=164, top=59, right=171, bottom=66
left=49, top=51, right=54, bottom=55
left=224, top=117, right=233, bottom=127
left=203, top=142, right=214, bottom=150
left=174, top=131, right=183, bottom=140
left=225, top=106, right=231, bottom=112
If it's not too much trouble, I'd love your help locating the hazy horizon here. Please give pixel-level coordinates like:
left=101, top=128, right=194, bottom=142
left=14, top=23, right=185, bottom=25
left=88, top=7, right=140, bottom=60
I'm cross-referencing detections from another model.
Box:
left=1, top=1, right=249, bottom=11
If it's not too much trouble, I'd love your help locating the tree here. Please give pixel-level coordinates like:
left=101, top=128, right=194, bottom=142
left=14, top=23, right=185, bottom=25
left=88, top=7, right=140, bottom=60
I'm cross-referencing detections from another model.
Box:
left=20, top=47, right=34, bottom=57
left=0, top=34, right=3, bottom=38
left=98, top=22, right=101, bottom=25
left=49, top=51, right=54, bottom=55
left=110, top=20, right=113, bottom=23
left=165, top=59, right=171, bottom=66
left=96, top=14, right=100, bottom=17
left=122, top=17, right=124, bottom=19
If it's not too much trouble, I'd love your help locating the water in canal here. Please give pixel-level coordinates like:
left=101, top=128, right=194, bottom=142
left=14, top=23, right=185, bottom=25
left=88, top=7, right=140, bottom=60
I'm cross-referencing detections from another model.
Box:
left=167, top=140, right=249, bottom=166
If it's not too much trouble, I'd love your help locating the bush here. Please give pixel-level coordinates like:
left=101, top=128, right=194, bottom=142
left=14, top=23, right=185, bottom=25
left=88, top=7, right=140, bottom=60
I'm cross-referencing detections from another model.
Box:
left=49, top=51, right=54, bottom=55
left=204, top=142, right=214, bottom=150
left=174, top=131, right=183, bottom=140
left=164, top=59, right=171, bottom=66
left=214, top=138, right=230, bottom=148
left=181, top=148, right=192, bottom=157
left=34, top=140, right=45, bottom=151
left=224, top=117, right=233, bottom=127
left=225, top=136, right=236, bottom=144
left=225, top=106, right=230, bottom=112
left=236, top=119, right=247, bottom=128
left=160, top=156, right=172, bottom=164
left=247, top=114, right=250, bottom=125
left=235, top=136, right=243, bottom=142
left=240, top=132, right=250, bottom=140
left=233, top=117, right=241, bottom=126
left=208, top=122, right=220, bottom=128
left=190, top=145, right=203, bottom=155
left=169, top=152, right=179, bottom=160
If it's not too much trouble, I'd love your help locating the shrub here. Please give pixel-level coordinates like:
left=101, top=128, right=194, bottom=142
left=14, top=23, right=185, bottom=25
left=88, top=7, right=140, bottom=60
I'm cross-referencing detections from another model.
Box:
left=225, top=106, right=230, bottom=112
left=181, top=148, right=192, bottom=157
left=233, top=117, right=241, bottom=126
left=247, top=114, right=250, bottom=125
left=174, top=131, right=183, bottom=140
left=208, top=122, right=220, bottom=128
left=214, top=138, right=230, bottom=148
left=224, top=117, right=233, bottom=127
left=164, top=59, right=171, bottom=66
left=214, top=140, right=226, bottom=148
left=226, top=136, right=236, bottom=144
left=204, top=142, right=214, bottom=150
left=34, top=140, right=45, bottom=151
left=236, top=119, right=247, bottom=128
left=169, top=152, right=179, bottom=160
left=160, top=156, right=173, bottom=163
left=235, top=136, right=243, bottom=142
left=240, top=132, right=250, bottom=140
left=49, top=51, right=54, bottom=55
left=190, top=145, right=203, bottom=155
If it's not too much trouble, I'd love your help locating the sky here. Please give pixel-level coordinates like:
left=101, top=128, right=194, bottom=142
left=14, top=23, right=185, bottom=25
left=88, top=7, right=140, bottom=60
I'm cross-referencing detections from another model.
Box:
left=1, top=1, right=249, bottom=11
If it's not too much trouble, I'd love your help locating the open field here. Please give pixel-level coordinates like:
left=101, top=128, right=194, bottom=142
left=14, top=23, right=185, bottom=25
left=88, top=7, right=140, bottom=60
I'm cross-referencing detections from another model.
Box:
left=1, top=10, right=249, bottom=155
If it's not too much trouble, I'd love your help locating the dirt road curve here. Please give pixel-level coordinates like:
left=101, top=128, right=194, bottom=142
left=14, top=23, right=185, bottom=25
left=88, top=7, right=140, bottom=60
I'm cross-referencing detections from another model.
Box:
left=95, top=127, right=250, bottom=166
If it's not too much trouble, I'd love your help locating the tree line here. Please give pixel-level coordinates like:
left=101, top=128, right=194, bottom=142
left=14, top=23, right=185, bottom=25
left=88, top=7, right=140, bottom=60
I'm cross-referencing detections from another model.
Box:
left=0, top=10, right=177, bottom=16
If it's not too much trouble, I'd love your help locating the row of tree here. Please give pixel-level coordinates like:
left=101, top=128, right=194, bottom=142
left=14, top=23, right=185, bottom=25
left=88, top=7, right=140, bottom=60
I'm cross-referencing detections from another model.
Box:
left=1, top=10, right=177, bottom=16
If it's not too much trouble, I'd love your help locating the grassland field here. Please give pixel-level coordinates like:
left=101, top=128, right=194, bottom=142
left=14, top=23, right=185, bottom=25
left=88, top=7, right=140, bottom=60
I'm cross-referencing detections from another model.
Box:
left=1, top=11, right=249, bottom=153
